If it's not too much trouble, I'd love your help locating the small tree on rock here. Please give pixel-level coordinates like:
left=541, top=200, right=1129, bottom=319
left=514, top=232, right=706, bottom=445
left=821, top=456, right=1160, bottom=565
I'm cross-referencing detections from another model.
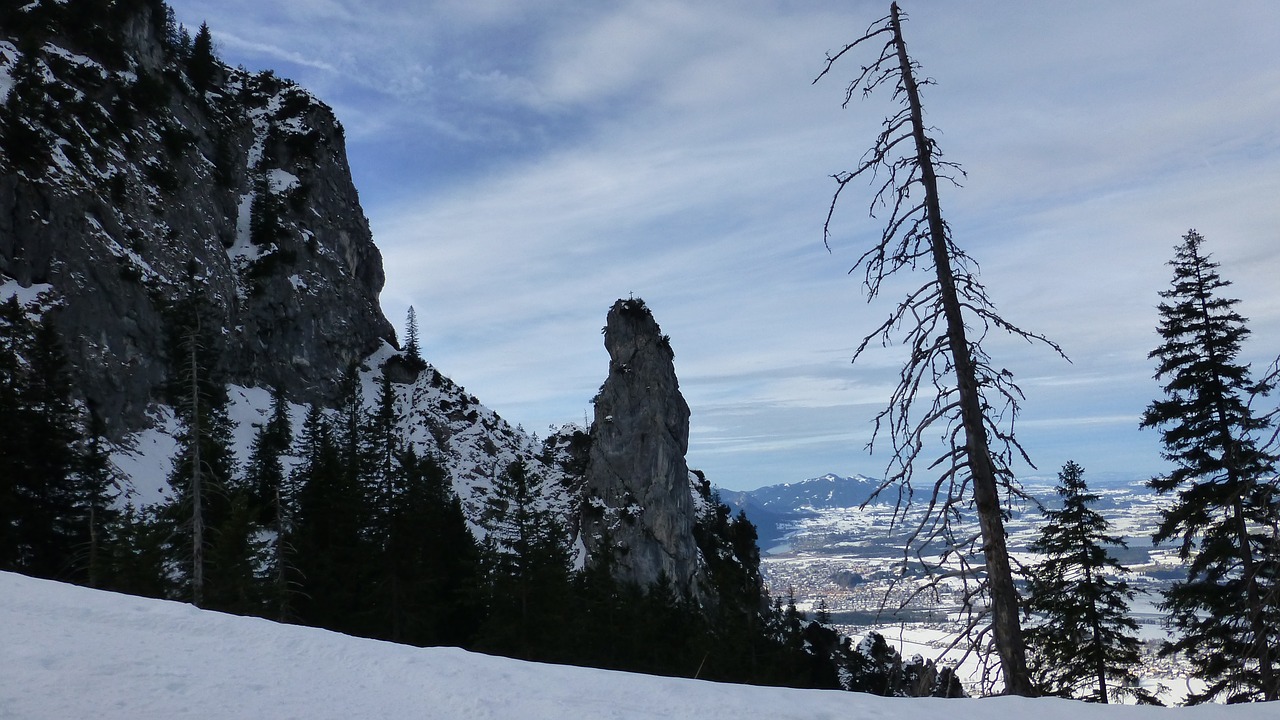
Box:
left=403, top=306, right=425, bottom=370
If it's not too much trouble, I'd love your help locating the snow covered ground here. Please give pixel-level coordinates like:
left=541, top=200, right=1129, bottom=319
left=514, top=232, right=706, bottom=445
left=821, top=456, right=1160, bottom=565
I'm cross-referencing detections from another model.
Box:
left=1, top=572, right=1271, bottom=719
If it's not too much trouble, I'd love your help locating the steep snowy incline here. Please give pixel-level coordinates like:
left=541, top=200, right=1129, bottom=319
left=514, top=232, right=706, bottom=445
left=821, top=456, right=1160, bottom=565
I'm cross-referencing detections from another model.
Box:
left=0, top=572, right=1267, bottom=719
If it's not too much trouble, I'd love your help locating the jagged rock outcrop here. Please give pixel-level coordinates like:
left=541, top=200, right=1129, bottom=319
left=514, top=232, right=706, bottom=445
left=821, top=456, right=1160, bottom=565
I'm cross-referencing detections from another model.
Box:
left=581, top=298, right=701, bottom=595
left=0, top=2, right=393, bottom=435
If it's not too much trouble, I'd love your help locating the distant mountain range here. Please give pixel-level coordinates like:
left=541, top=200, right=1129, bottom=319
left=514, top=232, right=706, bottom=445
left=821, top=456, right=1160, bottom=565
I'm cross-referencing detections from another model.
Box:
left=717, top=473, right=887, bottom=549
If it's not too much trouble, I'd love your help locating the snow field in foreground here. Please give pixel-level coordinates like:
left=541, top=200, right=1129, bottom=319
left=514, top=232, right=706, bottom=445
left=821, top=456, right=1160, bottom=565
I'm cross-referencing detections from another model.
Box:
left=0, top=571, right=1268, bottom=720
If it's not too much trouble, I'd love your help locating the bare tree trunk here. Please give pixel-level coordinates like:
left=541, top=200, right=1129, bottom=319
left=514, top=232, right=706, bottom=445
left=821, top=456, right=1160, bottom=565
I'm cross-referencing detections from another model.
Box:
left=814, top=2, right=1061, bottom=695
left=274, top=486, right=288, bottom=622
left=1081, top=560, right=1109, bottom=702
left=188, top=321, right=204, bottom=609
left=886, top=4, right=1030, bottom=695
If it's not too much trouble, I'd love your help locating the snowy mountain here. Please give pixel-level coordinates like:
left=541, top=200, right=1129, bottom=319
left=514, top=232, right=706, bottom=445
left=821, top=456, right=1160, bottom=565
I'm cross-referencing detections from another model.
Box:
left=2, top=570, right=1266, bottom=719
left=749, top=473, right=886, bottom=511
left=719, top=473, right=886, bottom=549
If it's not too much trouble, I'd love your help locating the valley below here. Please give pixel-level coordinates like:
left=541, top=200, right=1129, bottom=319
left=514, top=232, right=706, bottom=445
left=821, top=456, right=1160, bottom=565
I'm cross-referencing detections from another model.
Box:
left=740, top=474, right=1199, bottom=701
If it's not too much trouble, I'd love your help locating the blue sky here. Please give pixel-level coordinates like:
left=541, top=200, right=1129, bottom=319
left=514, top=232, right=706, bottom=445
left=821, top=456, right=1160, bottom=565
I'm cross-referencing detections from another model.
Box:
left=166, top=0, right=1280, bottom=490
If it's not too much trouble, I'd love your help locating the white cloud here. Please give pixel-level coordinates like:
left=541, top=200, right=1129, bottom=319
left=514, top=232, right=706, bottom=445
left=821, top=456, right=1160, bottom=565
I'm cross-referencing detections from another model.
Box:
left=167, top=0, right=1280, bottom=489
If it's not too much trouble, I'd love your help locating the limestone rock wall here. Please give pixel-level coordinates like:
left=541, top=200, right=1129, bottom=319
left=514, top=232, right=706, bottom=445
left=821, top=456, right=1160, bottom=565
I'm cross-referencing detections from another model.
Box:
left=0, top=4, right=393, bottom=434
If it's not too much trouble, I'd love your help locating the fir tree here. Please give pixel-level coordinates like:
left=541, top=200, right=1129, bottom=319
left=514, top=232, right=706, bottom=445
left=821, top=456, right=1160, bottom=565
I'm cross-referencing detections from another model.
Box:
left=247, top=173, right=283, bottom=247
left=0, top=44, right=52, bottom=175
left=374, top=447, right=481, bottom=646
left=158, top=287, right=252, bottom=610
left=245, top=387, right=292, bottom=513
left=244, top=387, right=294, bottom=620
left=403, top=306, right=424, bottom=370
left=188, top=21, right=216, bottom=94
left=334, top=366, right=371, bottom=510
left=477, top=459, right=573, bottom=660
left=290, top=404, right=369, bottom=634
left=0, top=306, right=80, bottom=579
left=368, top=370, right=401, bottom=525
left=161, top=6, right=180, bottom=55
left=73, top=405, right=126, bottom=589
left=0, top=298, right=25, bottom=569
left=1022, top=461, right=1144, bottom=703
left=1140, top=229, right=1280, bottom=703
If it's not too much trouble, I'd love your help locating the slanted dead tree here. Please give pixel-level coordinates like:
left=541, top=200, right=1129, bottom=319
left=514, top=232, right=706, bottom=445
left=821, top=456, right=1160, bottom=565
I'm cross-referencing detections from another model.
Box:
left=814, top=2, right=1065, bottom=696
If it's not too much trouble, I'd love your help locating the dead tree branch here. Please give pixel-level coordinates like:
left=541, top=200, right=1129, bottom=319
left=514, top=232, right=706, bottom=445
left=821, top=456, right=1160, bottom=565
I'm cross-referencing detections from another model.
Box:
left=816, top=2, right=1066, bottom=696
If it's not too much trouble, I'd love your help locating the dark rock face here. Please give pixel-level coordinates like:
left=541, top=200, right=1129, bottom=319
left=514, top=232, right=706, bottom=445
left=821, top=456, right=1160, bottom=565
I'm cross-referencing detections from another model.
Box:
left=581, top=299, right=701, bottom=595
left=0, top=5, right=393, bottom=434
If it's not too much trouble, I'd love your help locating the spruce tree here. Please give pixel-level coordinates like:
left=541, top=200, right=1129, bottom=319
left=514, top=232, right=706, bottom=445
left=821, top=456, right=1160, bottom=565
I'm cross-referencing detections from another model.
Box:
left=334, top=366, right=372, bottom=514
left=1022, top=461, right=1144, bottom=703
left=159, top=288, right=252, bottom=610
left=244, top=387, right=294, bottom=619
left=0, top=305, right=80, bottom=579
left=0, top=44, right=52, bottom=175
left=404, top=306, right=424, bottom=370
left=187, top=21, right=216, bottom=94
left=477, top=459, right=573, bottom=660
left=374, top=447, right=482, bottom=646
left=73, top=406, right=125, bottom=589
left=0, top=298, right=25, bottom=569
left=368, top=370, right=401, bottom=524
left=290, top=404, right=369, bottom=635
left=1140, top=229, right=1280, bottom=703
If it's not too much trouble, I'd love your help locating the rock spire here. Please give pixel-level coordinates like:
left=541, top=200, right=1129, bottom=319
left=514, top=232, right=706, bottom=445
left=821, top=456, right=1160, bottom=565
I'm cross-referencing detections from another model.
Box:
left=581, top=298, right=701, bottom=595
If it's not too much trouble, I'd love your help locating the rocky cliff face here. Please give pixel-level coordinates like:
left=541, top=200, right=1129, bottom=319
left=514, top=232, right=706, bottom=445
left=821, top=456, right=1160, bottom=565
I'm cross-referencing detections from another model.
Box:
left=0, top=2, right=393, bottom=434
left=0, top=7, right=726, bottom=586
left=581, top=298, right=702, bottom=595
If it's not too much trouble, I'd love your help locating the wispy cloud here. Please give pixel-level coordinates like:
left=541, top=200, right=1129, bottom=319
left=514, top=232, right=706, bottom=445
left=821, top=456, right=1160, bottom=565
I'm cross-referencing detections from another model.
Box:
left=167, top=0, right=1280, bottom=489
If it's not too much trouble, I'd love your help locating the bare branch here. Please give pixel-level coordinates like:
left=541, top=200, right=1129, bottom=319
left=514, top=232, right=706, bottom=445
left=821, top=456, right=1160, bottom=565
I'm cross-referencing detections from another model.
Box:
left=814, top=2, right=1072, bottom=696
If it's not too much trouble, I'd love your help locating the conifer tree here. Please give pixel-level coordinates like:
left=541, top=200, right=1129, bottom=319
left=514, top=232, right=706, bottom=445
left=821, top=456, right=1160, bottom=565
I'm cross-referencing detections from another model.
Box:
left=74, top=406, right=126, bottom=589
left=334, top=366, right=371, bottom=509
left=369, top=370, right=401, bottom=523
left=0, top=305, right=80, bottom=579
left=188, top=21, right=216, bottom=94
left=478, top=459, right=573, bottom=660
left=404, top=306, right=424, bottom=370
left=0, top=298, right=25, bottom=569
left=1022, top=461, right=1144, bottom=703
left=291, top=404, right=369, bottom=634
left=248, top=173, right=283, bottom=247
left=375, top=447, right=481, bottom=646
left=244, top=387, right=293, bottom=619
left=1140, top=229, right=1280, bottom=703
left=0, top=44, right=52, bottom=175
left=160, top=287, right=248, bottom=609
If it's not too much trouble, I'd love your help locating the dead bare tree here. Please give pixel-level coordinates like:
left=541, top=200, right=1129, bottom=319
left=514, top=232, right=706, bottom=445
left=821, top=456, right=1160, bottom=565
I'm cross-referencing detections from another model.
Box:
left=815, top=2, right=1065, bottom=696
left=184, top=314, right=205, bottom=609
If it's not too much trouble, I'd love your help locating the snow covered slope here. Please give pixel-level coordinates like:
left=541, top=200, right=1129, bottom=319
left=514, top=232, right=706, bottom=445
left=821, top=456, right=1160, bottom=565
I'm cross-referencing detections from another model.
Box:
left=0, top=572, right=1268, bottom=719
